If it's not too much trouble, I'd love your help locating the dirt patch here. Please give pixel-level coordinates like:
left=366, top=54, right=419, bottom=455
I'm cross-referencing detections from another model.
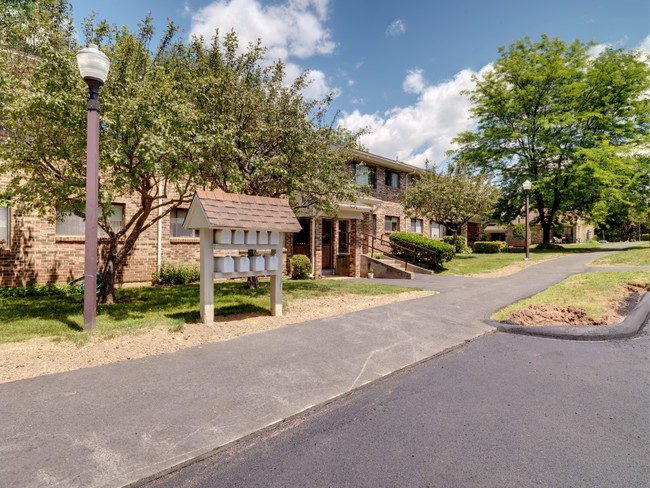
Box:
left=505, top=286, right=648, bottom=327
left=0, top=290, right=433, bottom=384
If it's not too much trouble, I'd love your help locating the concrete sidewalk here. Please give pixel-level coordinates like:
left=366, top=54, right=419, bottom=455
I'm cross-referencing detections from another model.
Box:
left=0, top=248, right=645, bottom=487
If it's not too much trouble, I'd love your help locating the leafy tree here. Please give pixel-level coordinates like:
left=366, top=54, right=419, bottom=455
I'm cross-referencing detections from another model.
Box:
left=0, top=4, right=361, bottom=301
left=184, top=31, right=360, bottom=215
left=403, top=161, right=499, bottom=244
left=453, top=35, right=650, bottom=243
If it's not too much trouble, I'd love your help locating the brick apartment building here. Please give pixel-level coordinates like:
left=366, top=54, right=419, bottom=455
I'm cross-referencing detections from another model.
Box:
left=0, top=148, right=447, bottom=286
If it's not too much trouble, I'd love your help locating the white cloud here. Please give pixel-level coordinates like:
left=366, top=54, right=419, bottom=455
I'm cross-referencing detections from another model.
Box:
left=386, top=18, right=406, bottom=38
left=637, top=34, right=650, bottom=55
left=402, top=68, right=425, bottom=94
left=188, top=0, right=336, bottom=99
left=339, top=65, right=492, bottom=167
left=189, top=0, right=334, bottom=59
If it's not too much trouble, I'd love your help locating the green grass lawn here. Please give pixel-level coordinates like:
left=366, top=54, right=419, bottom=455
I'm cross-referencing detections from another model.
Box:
left=0, top=280, right=419, bottom=345
left=491, top=271, right=650, bottom=321
left=440, top=251, right=562, bottom=275
left=590, top=243, right=650, bottom=266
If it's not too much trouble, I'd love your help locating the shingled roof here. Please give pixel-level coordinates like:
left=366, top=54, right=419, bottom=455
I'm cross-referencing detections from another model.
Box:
left=183, top=190, right=301, bottom=233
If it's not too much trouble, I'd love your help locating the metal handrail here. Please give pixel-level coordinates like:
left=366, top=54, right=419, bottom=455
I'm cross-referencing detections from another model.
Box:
left=361, top=232, right=437, bottom=271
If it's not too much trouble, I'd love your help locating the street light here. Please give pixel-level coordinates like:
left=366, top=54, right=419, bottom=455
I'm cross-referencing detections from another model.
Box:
left=77, top=44, right=110, bottom=332
left=523, top=179, right=532, bottom=261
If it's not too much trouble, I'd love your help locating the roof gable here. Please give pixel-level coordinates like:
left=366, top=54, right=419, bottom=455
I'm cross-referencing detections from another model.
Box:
left=183, top=190, right=301, bottom=232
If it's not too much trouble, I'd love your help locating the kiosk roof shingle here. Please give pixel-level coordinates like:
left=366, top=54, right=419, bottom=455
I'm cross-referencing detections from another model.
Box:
left=191, top=190, right=301, bottom=232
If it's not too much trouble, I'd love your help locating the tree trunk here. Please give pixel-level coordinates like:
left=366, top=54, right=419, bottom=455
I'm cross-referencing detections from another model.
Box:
left=246, top=249, right=259, bottom=289
left=541, top=220, right=552, bottom=244
left=98, top=257, right=117, bottom=304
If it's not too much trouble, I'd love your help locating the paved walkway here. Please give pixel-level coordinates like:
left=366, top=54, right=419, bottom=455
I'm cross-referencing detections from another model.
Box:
left=0, top=247, right=647, bottom=488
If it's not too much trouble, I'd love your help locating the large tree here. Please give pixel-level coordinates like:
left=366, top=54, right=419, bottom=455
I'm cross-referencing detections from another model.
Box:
left=0, top=1, right=360, bottom=302
left=453, top=35, right=650, bottom=243
left=403, top=161, right=499, bottom=243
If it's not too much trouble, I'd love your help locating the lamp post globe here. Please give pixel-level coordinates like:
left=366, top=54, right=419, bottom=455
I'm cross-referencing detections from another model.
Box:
left=77, top=44, right=110, bottom=332
left=522, top=180, right=531, bottom=261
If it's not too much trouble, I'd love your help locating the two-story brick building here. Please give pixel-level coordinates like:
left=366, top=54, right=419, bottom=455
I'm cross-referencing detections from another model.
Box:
left=286, top=149, right=448, bottom=279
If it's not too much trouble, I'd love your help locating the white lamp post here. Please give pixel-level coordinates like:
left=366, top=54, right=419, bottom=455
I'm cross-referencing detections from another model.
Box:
left=77, top=44, right=110, bottom=332
left=522, top=179, right=532, bottom=261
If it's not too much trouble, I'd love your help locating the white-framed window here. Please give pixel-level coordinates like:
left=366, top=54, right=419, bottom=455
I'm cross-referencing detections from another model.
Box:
left=56, top=204, right=124, bottom=236
left=384, top=216, right=400, bottom=232
left=353, top=163, right=376, bottom=187
left=0, top=206, right=9, bottom=247
left=410, top=218, right=423, bottom=233
left=430, top=221, right=444, bottom=238
left=385, top=170, right=400, bottom=188
left=170, top=208, right=198, bottom=238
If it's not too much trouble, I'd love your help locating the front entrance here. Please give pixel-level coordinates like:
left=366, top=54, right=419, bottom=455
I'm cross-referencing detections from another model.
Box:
left=293, top=217, right=311, bottom=257
left=322, top=219, right=333, bottom=271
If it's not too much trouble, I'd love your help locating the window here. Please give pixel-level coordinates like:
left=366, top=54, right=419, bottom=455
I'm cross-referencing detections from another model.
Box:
left=385, top=170, right=400, bottom=188
left=410, top=218, right=423, bottom=233
left=0, top=206, right=9, bottom=246
left=384, top=216, right=400, bottom=232
left=56, top=204, right=124, bottom=236
left=170, top=208, right=198, bottom=238
left=105, top=204, right=125, bottom=235
left=430, top=222, right=444, bottom=238
left=353, top=163, right=375, bottom=187
left=338, top=220, right=349, bottom=254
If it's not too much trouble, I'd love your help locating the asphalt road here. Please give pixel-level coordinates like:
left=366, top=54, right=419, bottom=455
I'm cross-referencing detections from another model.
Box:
left=142, top=328, right=650, bottom=488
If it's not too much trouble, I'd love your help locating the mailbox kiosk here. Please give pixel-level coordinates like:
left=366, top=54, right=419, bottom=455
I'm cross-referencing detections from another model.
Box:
left=183, top=190, right=301, bottom=325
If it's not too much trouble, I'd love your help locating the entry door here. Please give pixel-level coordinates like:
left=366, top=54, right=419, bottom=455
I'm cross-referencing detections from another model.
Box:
left=293, top=217, right=311, bottom=257
left=322, top=219, right=333, bottom=269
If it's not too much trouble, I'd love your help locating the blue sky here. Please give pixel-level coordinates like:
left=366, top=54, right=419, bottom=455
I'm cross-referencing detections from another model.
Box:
left=69, top=0, right=649, bottom=167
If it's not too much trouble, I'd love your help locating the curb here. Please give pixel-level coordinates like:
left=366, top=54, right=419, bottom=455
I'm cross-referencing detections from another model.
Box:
left=487, top=292, right=650, bottom=341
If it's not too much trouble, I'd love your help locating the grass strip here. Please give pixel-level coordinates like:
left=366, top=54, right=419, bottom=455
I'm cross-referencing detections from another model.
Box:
left=491, top=271, right=650, bottom=321
left=590, top=244, right=650, bottom=266
left=0, top=279, right=420, bottom=345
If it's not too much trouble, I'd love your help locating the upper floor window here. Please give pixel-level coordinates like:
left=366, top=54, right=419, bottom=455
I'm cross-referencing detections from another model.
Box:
left=384, top=216, right=400, bottom=232
left=353, top=163, right=376, bottom=187
left=385, top=170, right=400, bottom=188
left=56, top=204, right=124, bottom=236
left=0, top=206, right=9, bottom=247
left=430, top=221, right=444, bottom=238
left=410, top=218, right=423, bottom=233
left=170, top=208, right=199, bottom=238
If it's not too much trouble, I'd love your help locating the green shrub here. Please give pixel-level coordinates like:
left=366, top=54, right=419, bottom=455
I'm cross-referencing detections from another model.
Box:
left=289, top=254, right=312, bottom=279
left=443, top=235, right=467, bottom=253
left=535, top=242, right=564, bottom=250
left=0, top=282, right=77, bottom=298
left=642, top=233, right=649, bottom=241
left=473, top=241, right=507, bottom=253
left=512, top=223, right=526, bottom=240
left=152, top=262, right=200, bottom=285
left=388, top=232, right=455, bottom=270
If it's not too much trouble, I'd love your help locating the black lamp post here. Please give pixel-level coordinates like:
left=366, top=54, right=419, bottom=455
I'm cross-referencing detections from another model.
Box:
left=523, top=179, right=531, bottom=261
left=77, top=44, right=110, bottom=332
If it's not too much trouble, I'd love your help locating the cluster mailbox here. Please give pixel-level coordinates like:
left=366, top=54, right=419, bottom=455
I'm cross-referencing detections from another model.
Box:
left=183, top=190, right=301, bottom=325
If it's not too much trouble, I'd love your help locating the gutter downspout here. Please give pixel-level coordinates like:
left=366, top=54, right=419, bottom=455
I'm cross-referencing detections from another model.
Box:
left=156, top=180, right=162, bottom=273
left=310, top=211, right=316, bottom=278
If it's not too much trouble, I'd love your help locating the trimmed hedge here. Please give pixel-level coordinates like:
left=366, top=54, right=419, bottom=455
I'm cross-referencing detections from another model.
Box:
left=152, top=262, right=200, bottom=285
left=473, top=241, right=507, bottom=253
left=443, top=235, right=467, bottom=253
left=388, top=232, right=455, bottom=270
left=642, top=233, right=649, bottom=241
left=290, top=254, right=312, bottom=279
